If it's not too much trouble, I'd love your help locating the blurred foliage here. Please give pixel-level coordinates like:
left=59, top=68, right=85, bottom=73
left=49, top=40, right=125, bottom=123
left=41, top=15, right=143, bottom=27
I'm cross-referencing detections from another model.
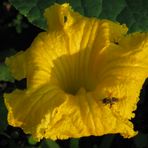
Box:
left=8, top=13, right=28, bottom=34
left=28, top=135, right=38, bottom=145
left=0, top=1, right=28, bottom=34
left=0, top=0, right=148, bottom=147
left=0, top=64, right=14, bottom=82
left=70, top=138, right=79, bottom=148
left=40, top=139, right=60, bottom=148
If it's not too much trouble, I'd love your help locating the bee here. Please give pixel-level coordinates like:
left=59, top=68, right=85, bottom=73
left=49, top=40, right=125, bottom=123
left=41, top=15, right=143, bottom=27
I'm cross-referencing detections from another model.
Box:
left=113, top=39, right=119, bottom=45
left=102, top=97, right=118, bottom=107
left=114, top=41, right=119, bottom=45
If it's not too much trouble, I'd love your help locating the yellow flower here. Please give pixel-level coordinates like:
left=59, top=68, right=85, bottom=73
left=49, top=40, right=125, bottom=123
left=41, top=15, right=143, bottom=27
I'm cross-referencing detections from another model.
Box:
left=4, top=3, right=148, bottom=141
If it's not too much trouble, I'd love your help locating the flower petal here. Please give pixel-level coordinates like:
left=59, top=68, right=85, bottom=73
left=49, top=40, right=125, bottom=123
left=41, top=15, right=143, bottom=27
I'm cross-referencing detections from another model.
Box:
left=5, top=51, right=27, bottom=80
left=44, top=3, right=81, bottom=31
left=4, top=3, right=148, bottom=141
left=94, top=32, right=148, bottom=124
left=4, top=84, right=67, bottom=140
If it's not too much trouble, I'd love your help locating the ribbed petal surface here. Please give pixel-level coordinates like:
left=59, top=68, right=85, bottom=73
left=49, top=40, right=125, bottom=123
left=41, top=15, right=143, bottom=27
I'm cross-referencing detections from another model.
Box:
left=4, top=3, right=148, bottom=141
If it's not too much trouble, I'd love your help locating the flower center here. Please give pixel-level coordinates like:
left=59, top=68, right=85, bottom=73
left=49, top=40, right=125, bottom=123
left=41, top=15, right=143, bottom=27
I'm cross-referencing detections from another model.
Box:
left=51, top=50, right=97, bottom=95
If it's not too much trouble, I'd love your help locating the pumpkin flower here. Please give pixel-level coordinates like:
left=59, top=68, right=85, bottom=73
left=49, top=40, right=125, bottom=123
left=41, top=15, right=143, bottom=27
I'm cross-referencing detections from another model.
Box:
left=4, top=3, right=148, bottom=141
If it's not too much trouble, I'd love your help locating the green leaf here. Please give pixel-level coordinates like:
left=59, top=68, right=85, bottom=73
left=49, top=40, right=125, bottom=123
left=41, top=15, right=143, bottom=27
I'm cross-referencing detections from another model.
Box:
left=41, top=139, right=60, bottom=148
left=99, top=0, right=126, bottom=20
left=70, top=138, right=79, bottom=148
left=9, top=0, right=148, bottom=32
left=117, top=0, right=148, bottom=32
left=0, top=63, right=14, bottom=82
left=80, top=0, right=102, bottom=17
left=9, top=0, right=55, bottom=30
left=28, top=136, right=38, bottom=145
